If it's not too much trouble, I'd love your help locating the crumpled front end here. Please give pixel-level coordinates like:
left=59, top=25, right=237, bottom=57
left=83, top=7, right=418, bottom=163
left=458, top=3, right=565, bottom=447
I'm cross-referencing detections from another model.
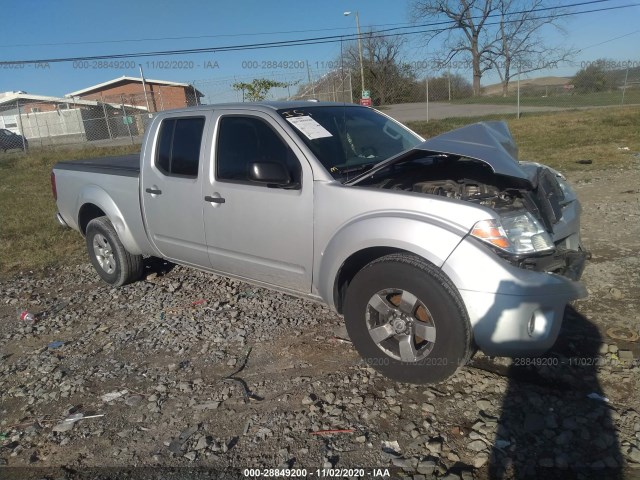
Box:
left=442, top=232, right=587, bottom=356
left=515, top=161, right=590, bottom=281
left=440, top=162, right=589, bottom=356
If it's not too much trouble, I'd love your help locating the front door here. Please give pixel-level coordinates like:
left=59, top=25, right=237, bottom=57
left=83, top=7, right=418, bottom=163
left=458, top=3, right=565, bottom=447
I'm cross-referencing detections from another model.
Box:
left=203, top=111, right=314, bottom=292
left=141, top=112, right=212, bottom=266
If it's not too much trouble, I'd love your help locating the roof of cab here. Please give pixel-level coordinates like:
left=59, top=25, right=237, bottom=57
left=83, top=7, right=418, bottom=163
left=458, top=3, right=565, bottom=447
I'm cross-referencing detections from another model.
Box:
left=155, top=100, right=365, bottom=115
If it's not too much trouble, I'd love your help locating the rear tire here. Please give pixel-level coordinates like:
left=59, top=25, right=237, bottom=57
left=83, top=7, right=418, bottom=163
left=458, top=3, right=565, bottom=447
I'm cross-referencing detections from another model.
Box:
left=343, top=253, right=471, bottom=384
left=86, top=216, right=143, bottom=287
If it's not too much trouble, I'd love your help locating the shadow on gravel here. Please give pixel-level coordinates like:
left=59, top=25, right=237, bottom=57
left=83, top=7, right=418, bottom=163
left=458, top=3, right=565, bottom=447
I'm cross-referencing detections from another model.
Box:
left=488, top=305, right=623, bottom=479
left=142, top=256, right=175, bottom=277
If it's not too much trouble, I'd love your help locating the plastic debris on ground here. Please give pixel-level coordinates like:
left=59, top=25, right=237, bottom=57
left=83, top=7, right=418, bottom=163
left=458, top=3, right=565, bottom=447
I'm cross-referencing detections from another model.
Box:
left=101, top=390, right=129, bottom=402
left=17, top=309, right=36, bottom=324
left=606, top=327, right=639, bottom=342
left=381, top=440, right=402, bottom=456
left=309, top=428, right=355, bottom=435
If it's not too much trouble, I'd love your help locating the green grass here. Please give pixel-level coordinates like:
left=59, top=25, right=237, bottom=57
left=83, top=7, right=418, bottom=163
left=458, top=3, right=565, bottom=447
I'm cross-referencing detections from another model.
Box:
left=0, top=145, right=140, bottom=276
left=452, top=89, right=640, bottom=108
left=407, top=106, right=640, bottom=172
left=1, top=106, right=639, bottom=276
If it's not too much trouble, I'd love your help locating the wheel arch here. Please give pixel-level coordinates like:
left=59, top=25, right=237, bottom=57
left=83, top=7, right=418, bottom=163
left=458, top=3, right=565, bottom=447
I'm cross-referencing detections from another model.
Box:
left=319, top=216, right=466, bottom=313
left=76, top=185, right=143, bottom=254
left=333, top=246, right=405, bottom=314
left=78, top=203, right=106, bottom=235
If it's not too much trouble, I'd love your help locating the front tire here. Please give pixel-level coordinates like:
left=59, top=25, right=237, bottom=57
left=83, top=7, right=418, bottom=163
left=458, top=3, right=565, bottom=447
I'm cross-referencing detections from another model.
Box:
left=343, top=253, right=471, bottom=384
left=86, top=216, right=143, bottom=287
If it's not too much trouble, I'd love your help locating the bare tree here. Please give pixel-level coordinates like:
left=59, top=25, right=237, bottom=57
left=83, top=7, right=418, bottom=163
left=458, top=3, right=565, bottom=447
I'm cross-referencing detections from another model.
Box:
left=411, top=0, right=498, bottom=95
left=411, top=0, right=573, bottom=96
left=489, top=0, right=573, bottom=96
left=342, top=31, right=416, bottom=104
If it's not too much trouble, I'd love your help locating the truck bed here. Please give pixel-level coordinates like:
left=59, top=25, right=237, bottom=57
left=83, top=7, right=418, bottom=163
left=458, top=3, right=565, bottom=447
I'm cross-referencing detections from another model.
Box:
left=54, top=154, right=140, bottom=177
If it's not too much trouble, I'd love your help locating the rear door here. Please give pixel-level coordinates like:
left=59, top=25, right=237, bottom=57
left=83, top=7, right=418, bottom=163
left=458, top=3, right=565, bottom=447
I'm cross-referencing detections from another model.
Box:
left=141, top=111, right=212, bottom=266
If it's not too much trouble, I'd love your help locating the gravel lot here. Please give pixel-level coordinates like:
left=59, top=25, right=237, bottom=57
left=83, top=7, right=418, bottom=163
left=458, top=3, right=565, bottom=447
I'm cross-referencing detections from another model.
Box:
left=1, top=161, right=639, bottom=480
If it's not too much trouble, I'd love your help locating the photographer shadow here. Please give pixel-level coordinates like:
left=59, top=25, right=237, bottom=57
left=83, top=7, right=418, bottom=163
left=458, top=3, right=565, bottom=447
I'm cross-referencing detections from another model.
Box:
left=473, top=291, right=624, bottom=479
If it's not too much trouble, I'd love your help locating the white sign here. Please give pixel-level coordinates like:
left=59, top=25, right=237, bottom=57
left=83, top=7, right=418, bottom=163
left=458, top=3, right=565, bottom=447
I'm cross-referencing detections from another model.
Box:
left=286, top=115, right=333, bottom=140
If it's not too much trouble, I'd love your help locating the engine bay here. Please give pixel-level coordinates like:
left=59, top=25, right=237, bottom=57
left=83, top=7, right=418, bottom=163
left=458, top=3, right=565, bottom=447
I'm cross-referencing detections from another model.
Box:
left=410, top=179, right=525, bottom=212
left=366, top=155, right=529, bottom=214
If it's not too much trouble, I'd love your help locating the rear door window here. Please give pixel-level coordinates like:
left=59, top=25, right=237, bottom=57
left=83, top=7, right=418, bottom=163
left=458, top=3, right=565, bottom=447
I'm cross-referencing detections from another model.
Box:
left=155, top=117, right=205, bottom=178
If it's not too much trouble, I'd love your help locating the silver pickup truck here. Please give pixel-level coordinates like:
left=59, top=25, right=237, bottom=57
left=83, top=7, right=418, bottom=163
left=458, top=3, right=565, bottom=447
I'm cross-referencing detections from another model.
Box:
left=52, top=101, right=588, bottom=384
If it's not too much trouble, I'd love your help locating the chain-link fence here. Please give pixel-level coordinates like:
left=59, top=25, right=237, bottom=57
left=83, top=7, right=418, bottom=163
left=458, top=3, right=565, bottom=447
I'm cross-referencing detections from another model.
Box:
left=1, top=60, right=638, bottom=153
left=0, top=99, right=150, bottom=150
left=0, top=85, right=203, bottom=151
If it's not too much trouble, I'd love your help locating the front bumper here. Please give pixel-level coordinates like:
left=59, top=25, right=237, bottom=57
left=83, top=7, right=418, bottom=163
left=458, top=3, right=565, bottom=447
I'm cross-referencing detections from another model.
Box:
left=518, top=247, right=590, bottom=281
left=441, top=237, right=587, bottom=356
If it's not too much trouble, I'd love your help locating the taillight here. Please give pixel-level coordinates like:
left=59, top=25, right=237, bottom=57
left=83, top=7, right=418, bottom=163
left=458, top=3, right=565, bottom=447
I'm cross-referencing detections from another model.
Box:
left=51, top=171, right=57, bottom=201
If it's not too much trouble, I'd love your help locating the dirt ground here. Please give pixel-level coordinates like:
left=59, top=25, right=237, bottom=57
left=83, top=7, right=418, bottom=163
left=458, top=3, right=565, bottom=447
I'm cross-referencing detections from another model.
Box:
left=1, top=160, right=639, bottom=480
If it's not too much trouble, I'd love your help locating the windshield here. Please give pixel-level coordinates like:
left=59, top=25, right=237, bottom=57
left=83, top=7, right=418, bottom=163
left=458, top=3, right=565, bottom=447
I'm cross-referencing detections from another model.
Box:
left=277, top=106, right=422, bottom=182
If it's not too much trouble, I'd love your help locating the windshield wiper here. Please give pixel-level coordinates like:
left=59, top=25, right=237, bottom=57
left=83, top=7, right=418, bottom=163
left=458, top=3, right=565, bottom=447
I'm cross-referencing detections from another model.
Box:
left=335, top=162, right=378, bottom=177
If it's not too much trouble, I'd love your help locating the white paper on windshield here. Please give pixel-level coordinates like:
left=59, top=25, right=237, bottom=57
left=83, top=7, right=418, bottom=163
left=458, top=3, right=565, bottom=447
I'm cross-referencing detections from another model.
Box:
left=286, top=116, right=333, bottom=140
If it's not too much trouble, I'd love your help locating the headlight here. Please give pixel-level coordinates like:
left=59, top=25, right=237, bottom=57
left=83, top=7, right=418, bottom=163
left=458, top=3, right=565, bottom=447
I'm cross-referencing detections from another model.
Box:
left=470, top=212, right=555, bottom=255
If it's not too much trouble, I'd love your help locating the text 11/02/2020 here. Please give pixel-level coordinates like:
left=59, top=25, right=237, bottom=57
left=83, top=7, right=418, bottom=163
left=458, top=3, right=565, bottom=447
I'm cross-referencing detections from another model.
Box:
left=242, top=468, right=391, bottom=478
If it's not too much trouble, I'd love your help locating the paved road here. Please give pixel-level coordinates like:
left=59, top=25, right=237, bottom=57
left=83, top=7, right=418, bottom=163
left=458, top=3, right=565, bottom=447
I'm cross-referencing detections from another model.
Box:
left=382, top=101, right=564, bottom=123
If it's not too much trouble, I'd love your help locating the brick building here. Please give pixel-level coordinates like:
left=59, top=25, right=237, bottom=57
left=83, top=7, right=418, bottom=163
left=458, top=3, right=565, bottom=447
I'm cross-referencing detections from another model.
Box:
left=65, top=76, right=204, bottom=112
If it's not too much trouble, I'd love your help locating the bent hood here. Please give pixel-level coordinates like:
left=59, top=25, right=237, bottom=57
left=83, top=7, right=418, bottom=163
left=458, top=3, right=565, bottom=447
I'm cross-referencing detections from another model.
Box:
left=349, top=121, right=532, bottom=188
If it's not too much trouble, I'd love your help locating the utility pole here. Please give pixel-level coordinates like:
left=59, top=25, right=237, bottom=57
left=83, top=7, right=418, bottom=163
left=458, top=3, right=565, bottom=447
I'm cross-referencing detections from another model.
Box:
left=307, top=62, right=316, bottom=97
left=621, top=66, right=629, bottom=106
left=139, top=64, right=152, bottom=112
left=355, top=12, right=365, bottom=98
left=344, top=11, right=366, bottom=99
left=517, top=63, right=521, bottom=119
left=425, top=77, right=429, bottom=122
left=349, top=72, right=353, bottom=104
left=16, top=99, right=27, bottom=151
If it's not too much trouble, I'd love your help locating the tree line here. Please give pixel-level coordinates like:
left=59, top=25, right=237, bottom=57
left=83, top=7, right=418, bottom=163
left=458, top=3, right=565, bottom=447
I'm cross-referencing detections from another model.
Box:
left=231, top=1, right=636, bottom=104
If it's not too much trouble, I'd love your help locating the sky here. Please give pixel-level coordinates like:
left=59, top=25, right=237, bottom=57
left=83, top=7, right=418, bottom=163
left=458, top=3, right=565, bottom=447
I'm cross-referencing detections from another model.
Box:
left=0, top=0, right=638, bottom=101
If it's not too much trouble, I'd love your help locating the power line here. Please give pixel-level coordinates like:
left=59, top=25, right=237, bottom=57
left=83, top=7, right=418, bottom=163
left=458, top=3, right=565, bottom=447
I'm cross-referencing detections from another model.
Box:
left=0, top=24, right=402, bottom=49
left=1, top=2, right=636, bottom=65
left=0, top=0, right=613, bottom=49
left=578, top=28, right=640, bottom=52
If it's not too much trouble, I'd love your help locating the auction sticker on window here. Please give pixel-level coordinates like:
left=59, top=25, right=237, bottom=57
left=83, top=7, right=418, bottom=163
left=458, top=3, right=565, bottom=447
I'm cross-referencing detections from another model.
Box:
left=285, top=116, right=333, bottom=140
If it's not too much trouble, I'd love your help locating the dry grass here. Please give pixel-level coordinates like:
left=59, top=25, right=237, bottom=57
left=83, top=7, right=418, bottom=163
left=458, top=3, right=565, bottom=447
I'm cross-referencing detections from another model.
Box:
left=407, top=106, right=640, bottom=172
left=0, top=145, right=140, bottom=276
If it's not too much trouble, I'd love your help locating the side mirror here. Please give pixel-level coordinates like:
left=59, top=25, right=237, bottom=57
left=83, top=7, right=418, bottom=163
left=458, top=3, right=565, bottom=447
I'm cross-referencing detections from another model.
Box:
left=248, top=162, right=291, bottom=185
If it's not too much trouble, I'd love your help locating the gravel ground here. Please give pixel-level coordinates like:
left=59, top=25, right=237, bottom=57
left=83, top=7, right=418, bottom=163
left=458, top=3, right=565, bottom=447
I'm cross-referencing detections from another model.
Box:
left=1, top=161, right=639, bottom=480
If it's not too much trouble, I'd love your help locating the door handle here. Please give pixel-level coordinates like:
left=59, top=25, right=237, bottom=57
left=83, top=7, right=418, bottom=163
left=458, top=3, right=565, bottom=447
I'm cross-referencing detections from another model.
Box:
left=204, top=195, right=225, bottom=204
left=145, top=188, right=162, bottom=195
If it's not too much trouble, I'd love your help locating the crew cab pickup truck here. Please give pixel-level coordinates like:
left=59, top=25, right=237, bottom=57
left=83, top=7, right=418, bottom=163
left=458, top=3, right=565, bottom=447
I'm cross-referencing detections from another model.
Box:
left=52, top=102, right=588, bottom=384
